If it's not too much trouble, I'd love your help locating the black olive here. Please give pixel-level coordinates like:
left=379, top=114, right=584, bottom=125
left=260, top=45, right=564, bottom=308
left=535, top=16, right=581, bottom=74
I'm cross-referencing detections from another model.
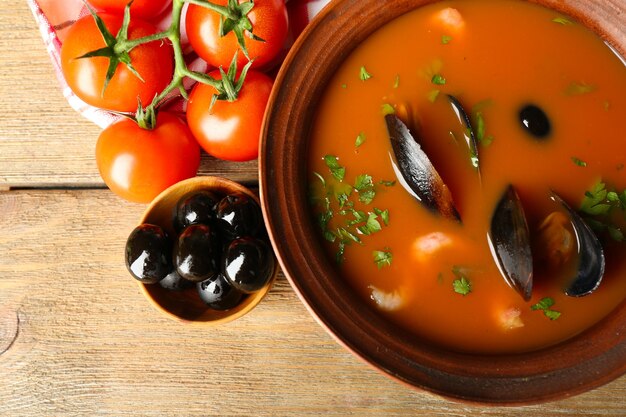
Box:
left=197, top=273, right=244, bottom=310
left=173, top=190, right=220, bottom=232
left=159, top=270, right=194, bottom=291
left=223, top=237, right=275, bottom=293
left=519, top=104, right=551, bottom=139
left=125, top=224, right=173, bottom=284
left=174, top=224, right=219, bottom=282
left=215, top=193, right=263, bottom=239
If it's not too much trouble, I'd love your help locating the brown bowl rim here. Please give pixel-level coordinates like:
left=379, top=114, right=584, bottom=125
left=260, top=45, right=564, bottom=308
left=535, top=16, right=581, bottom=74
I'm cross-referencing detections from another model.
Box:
left=260, top=0, right=626, bottom=405
left=137, top=176, right=278, bottom=326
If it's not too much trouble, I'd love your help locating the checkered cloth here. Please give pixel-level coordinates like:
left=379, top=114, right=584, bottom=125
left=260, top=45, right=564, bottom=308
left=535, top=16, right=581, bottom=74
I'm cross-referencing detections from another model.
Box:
left=27, top=0, right=330, bottom=128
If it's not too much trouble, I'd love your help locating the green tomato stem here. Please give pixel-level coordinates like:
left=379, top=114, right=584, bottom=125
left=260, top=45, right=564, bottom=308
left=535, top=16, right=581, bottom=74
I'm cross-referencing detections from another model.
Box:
left=129, top=0, right=225, bottom=129
left=185, top=0, right=238, bottom=20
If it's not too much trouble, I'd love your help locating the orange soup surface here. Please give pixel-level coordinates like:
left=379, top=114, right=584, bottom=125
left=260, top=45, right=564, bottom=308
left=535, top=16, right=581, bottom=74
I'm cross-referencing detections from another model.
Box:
left=308, top=0, right=626, bottom=353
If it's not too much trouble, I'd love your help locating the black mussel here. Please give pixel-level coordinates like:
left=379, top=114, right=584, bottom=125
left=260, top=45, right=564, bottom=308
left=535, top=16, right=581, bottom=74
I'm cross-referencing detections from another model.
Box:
left=489, top=185, right=533, bottom=301
left=215, top=193, right=263, bottom=239
left=174, top=224, right=219, bottom=282
left=385, top=113, right=460, bottom=221
left=197, top=273, right=245, bottom=310
left=447, top=95, right=479, bottom=171
left=519, top=104, right=551, bottom=139
left=125, top=224, right=173, bottom=284
left=223, top=237, right=275, bottom=293
left=159, top=270, right=194, bottom=291
left=173, top=190, right=221, bottom=233
left=541, top=192, right=605, bottom=297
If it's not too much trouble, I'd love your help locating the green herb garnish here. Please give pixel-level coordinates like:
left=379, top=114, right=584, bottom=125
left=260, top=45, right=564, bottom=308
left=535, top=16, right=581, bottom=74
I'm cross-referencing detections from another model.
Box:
left=571, top=157, right=587, bottom=167
left=373, top=208, right=389, bottom=225
left=451, top=266, right=472, bottom=295
left=341, top=83, right=347, bottom=89
left=580, top=181, right=626, bottom=242
left=453, top=277, right=471, bottom=296
left=357, top=213, right=382, bottom=236
left=373, top=249, right=393, bottom=269
left=531, top=297, right=561, bottom=320
left=323, top=155, right=345, bottom=181
left=360, top=66, right=372, bottom=81
left=431, top=74, right=446, bottom=85
left=427, top=89, right=440, bottom=103
left=552, top=16, right=573, bottom=25
left=382, top=103, right=395, bottom=115
left=310, top=167, right=392, bottom=264
left=441, top=35, right=452, bottom=44
left=565, top=82, right=596, bottom=96
left=472, top=110, right=494, bottom=146
left=393, top=75, right=400, bottom=89
left=355, top=174, right=376, bottom=204
left=355, top=132, right=366, bottom=148
left=379, top=180, right=396, bottom=187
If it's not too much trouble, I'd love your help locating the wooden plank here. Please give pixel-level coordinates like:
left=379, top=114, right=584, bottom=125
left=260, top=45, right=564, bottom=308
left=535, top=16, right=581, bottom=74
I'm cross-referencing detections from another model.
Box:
left=0, top=0, right=258, bottom=188
left=0, top=189, right=624, bottom=416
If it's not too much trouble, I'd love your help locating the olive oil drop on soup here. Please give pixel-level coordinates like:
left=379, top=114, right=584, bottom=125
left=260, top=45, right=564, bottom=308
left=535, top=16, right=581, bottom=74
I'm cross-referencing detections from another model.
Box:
left=308, top=0, right=626, bottom=353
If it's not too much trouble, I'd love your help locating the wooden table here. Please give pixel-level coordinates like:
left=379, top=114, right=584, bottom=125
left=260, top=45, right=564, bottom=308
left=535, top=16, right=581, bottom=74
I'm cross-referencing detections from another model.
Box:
left=1, top=1, right=624, bottom=415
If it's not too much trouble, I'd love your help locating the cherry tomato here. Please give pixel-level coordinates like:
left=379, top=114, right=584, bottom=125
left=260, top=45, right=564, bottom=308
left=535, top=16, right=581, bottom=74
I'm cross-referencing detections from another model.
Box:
left=87, top=0, right=173, bottom=20
left=186, top=70, right=273, bottom=162
left=186, top=0, right=288, bottom=70
left=60, top=13, right=173, bottom=113
left=96, top=112, right=201, bottom=203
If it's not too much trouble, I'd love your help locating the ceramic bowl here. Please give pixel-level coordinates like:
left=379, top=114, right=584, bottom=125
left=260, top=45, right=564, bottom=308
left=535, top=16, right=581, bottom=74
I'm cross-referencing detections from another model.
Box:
left=259, top=0, right=626, bottom=404
left=137, top=176, right=278, bottom=325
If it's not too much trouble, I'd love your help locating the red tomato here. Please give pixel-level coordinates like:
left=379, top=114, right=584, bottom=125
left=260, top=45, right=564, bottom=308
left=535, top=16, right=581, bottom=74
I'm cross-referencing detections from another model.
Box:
left=87, top=0, right=173, bottom=20
left=186, top=70, right=273, bottom=162
left=96, top=112, right=201, bottom=203
left=61, top=13, right=173, bottom=113
left=186, top=0, right=288, bottom=70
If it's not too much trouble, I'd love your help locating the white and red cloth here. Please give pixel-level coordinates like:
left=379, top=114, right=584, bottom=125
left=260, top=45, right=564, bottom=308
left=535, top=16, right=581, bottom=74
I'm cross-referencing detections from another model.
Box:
left=27, top=0, right=331, bottom=128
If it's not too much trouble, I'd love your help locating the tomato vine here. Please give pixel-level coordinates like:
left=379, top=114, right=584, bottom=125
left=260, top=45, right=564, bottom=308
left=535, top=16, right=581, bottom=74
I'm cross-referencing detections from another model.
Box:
left=82, top=0, right=264, bottom=129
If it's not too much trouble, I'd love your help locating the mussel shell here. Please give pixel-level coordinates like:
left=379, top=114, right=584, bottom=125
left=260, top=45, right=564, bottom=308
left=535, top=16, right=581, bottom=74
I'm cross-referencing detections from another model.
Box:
left=385, top=114, right=460, bottom=221
left=447, top=95, right=479, bottom=171
left=549, top=192, right=605, bottom=297
left=489, top=185, right=533, bottom=301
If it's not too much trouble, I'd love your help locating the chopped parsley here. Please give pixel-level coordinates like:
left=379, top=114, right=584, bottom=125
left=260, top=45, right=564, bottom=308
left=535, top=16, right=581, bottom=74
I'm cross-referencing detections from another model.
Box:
left=382, top=103, right=395, bottom=115
left=359, top=66, right=372, bottom=81
left=341, top=83, right=347, bottom=89
left=452, top=266, right=472, bottom=295
left=355, top=132, right=366, bottom=148
left=358, top=212, right=382, bottom=235
left=373, top=249, right=393, bottom=269
left=552, top=16, right=573, bottom=25
left=441, top=35, right=452, bottom=44
left=355, top=174, right=376, bottom=204
left=393, top=75, right=400, bottom=89
left=531, top=297, right=561, bottom=320
left=379, top=180, right=396, bottom=187
left=373, top=208, right=390, bottom=225
left=323, top=155, right=345, bottom=181
left=453, top=277, right=471, bottom=296
left=565, top=82, right=596, bottom=96
left=580, top=181, right=626, bottom=242
left=431, top=74, right=446, bottom=85
left=427, top=89, right=440, bottom=103
left=472, top=111, right=494, bottom=146
left=310, top=169, right=392, bottom=264
left=471, top=100, right=495, bottom=146
left=571, top=157, right=587, bottom=167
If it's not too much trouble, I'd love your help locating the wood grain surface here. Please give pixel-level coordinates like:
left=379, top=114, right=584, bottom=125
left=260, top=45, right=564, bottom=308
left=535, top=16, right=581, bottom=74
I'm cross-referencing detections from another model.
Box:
left=0, top=0, right=624, bottom=415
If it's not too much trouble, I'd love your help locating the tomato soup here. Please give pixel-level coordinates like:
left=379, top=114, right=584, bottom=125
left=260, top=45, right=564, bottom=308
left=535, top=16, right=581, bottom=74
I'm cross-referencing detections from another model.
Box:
left=307, top=0, right=626, bottom=353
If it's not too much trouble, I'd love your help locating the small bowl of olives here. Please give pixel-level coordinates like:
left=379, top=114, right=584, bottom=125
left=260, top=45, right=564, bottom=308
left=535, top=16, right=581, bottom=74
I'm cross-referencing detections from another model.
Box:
left=125, top=176, right=278, bottom=325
